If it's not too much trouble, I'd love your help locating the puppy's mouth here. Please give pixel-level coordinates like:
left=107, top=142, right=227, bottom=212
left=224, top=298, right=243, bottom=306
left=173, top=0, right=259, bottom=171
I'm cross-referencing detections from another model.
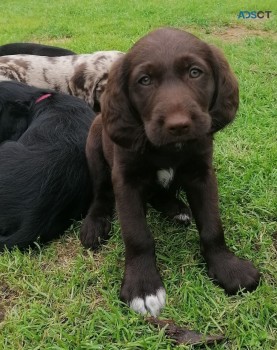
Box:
left=145, top=126, right=209, bottom=148
left=144, top=111, right=212, bottom=147
left=148, top=136, right=197, bottom=150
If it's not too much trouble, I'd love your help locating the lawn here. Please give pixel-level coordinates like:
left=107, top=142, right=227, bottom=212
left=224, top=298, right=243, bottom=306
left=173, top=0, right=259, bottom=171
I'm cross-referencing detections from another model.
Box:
left=0, top=0, right=276, bottom=349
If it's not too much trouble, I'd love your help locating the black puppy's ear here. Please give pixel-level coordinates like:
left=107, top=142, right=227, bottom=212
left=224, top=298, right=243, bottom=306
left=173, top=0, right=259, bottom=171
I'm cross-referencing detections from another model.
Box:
left=101, top=56, right=142, bottom=149
left=15, top=99, right=33, bottom=110
left=209, top=46, right=239, bottom=133
left=0, top=101, right=30, bottom=142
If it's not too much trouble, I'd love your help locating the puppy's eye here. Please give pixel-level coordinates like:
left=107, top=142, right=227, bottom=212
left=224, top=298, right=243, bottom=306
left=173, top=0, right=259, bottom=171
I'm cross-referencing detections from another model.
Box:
left=189, top=68, right=202, bottom=78
left=138, top=75, right=152, bottom=86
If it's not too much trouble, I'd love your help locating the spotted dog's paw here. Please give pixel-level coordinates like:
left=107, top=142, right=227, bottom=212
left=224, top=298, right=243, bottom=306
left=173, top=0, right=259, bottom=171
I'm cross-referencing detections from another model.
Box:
left=120, top=265, right=166, bottom=317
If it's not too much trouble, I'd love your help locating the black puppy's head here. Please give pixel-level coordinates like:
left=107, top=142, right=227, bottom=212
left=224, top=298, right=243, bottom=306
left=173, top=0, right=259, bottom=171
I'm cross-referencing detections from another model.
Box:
left=0, top=81, right=53, bottom=142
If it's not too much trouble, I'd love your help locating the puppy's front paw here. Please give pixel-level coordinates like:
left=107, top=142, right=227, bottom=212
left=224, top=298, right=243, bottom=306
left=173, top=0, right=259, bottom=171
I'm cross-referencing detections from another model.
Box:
left=80, top=215, right=111, bottom=249
left=207, top=250, right=260, bottom=295
left=120, top=267, right=166, bottom=317
left=129, top=288, right=166, bottom=317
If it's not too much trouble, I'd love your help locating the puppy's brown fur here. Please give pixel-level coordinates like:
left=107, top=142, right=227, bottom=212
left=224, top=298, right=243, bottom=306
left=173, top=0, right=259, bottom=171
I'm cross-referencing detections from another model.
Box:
left=81, top=28, right=260, bottom=316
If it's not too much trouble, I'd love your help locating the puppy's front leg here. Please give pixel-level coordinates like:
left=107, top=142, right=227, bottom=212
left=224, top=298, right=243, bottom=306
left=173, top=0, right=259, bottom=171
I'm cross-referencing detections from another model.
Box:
left=112, top=161, right=166, bottom=317
left=184, top=165, right=260, bottom=294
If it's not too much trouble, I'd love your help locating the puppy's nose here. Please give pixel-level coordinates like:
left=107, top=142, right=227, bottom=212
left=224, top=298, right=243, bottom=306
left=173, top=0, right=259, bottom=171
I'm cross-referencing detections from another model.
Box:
left=165, top=116, right=191, bottom=136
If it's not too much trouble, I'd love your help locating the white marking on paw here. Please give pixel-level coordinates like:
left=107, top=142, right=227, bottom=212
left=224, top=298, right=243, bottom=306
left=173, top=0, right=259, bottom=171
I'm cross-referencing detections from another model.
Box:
left=130, top=297, right=147, bottom=315
left=145, top=288, right=166, bottom=317
left=174, top=213, right=191, bottom=223
left=157, top=168, right=174, bottom=188
left=129, top=288, right=166, bottom=317
left=175, top=143, right=183, bottom=150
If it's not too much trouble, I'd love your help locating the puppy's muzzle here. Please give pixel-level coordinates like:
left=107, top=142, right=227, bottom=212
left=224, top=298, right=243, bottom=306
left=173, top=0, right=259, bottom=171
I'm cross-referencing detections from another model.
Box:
left=164, top=113, right=191, bottom=136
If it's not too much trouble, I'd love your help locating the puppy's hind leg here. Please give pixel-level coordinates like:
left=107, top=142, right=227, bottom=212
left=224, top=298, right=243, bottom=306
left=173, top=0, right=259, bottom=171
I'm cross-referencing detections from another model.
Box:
left=149, top=187, right=192, bottom=226
left=80, top=117, right=114, bottom=250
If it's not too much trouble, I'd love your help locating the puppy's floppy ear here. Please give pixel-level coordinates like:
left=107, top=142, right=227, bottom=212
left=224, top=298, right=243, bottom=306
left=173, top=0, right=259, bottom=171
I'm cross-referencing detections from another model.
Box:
left=209, top=46, right=239, bottom=133
left=101, top=56, right=141, bottom=149
left=0, top=100, right=31, bottom=142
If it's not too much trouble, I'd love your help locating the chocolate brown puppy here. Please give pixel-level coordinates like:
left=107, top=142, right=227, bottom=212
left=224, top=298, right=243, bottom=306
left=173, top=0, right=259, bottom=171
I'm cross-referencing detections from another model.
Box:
left=81, top=27, right=260, bottom=316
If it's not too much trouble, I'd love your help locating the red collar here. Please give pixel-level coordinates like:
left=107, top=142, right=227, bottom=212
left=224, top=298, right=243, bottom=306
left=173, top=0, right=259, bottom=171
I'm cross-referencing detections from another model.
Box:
left=35, top=93, right=52, bottom=104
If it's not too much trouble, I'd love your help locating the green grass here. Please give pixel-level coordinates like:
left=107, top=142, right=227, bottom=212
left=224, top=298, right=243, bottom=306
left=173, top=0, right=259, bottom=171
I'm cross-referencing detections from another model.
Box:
left=0, top=0, right=276, bottom=349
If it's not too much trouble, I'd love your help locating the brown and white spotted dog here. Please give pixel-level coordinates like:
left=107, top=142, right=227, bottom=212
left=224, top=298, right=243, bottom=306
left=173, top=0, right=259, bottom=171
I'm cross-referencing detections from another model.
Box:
left=0, top=51, right=124, bottom=112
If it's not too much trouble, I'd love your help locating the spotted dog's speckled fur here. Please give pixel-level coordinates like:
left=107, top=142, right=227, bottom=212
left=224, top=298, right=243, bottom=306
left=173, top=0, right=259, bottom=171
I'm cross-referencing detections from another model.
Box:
left=0, top=51, right=124, bottom=111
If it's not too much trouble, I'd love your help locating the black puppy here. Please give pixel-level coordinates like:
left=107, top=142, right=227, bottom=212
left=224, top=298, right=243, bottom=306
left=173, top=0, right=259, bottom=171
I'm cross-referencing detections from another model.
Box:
left=0, top=81, right=94, bottom=251
left=0, top=42, right=75, bottom=56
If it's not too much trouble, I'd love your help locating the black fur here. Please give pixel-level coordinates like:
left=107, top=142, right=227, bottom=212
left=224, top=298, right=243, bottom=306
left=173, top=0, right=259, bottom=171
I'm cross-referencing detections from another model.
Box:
left=0, top=42, right=76, bottom=56
left=0, top=81, right=94, bottom=251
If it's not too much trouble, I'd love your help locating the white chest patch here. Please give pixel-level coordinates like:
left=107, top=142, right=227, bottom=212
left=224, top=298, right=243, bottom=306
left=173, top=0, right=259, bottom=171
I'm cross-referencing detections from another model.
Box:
left=157, top=168, right=174, bottom=188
